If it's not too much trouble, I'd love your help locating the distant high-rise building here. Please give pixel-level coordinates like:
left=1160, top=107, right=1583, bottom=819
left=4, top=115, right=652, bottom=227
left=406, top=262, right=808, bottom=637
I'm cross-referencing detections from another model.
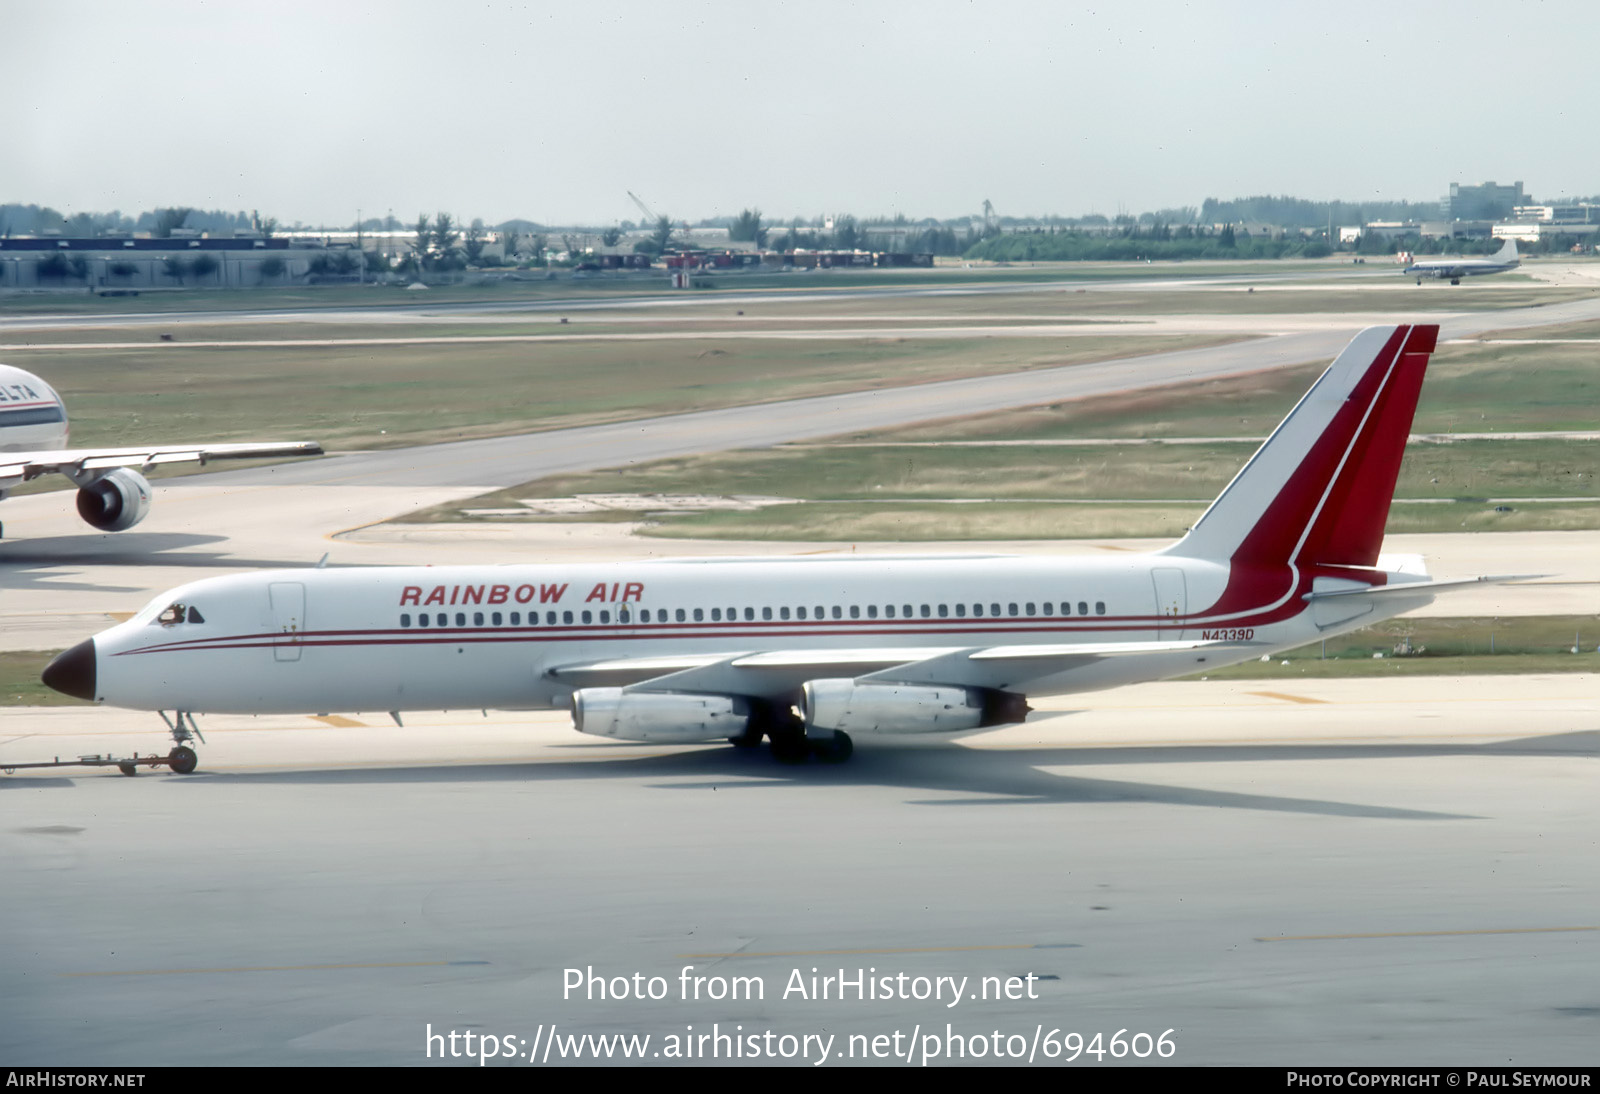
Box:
left=1447, top=181, right=1527, bottom=221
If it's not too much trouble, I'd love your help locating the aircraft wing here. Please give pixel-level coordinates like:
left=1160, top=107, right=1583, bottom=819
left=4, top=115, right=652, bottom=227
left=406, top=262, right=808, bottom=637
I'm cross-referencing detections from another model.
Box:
left=548, top=648, right=970, bottom=691
left=549, top=638, right=1244, bottom=698
left=0, top=441, right=324, bottom=483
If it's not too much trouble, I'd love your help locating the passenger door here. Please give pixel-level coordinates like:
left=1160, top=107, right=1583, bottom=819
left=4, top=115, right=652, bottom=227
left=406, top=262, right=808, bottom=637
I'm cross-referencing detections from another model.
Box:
left=1151, top=567, right=1187, bottom=639
left=269, top=582, right=306, bottom=662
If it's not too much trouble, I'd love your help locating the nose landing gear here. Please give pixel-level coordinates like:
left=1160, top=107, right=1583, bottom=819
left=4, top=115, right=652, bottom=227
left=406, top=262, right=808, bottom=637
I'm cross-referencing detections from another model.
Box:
left=156, top=711, right=204, bottom=774
left=110, top=745, right=195, bottom=776
left=109, top=715, right=202, bottom=774
left=7, top=740, right=201, bottom=777
left=166, top=745, right=198, bottom=774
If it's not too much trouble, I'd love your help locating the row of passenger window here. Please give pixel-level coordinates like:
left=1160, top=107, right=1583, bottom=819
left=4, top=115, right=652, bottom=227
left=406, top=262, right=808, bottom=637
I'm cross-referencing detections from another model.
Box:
left=398, top=600, right=1108, bottom=629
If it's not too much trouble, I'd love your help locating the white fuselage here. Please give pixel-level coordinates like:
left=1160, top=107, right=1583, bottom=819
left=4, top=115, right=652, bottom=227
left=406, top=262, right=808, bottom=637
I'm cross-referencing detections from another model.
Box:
left=0, top=364, right=68, bottom=454
left=89, top=552, right=1420, bottom=716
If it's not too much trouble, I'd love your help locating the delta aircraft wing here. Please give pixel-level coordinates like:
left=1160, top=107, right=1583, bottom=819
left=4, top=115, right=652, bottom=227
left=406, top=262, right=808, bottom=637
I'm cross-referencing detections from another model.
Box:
left=0, top=362, right=321, bottom=536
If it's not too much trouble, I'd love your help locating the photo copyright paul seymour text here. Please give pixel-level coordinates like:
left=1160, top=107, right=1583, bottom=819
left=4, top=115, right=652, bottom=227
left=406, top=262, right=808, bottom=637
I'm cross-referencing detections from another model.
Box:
left=1288, top=1076, right=1591, bottom=1089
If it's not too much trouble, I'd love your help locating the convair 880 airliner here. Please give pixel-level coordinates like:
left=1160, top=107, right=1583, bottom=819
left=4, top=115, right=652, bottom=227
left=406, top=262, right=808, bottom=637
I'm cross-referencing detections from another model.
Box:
left=44, top=325, right=1514, bottom=769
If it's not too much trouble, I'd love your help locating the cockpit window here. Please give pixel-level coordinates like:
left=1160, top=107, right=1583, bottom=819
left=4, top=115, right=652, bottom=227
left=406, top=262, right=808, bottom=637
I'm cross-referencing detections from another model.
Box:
left=156, top=603, right=203, bottom=625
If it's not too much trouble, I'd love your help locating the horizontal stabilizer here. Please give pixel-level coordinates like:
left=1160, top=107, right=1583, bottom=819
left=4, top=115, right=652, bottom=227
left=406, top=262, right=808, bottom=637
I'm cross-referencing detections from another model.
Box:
left=1303, top=574, right=1546, bottom=601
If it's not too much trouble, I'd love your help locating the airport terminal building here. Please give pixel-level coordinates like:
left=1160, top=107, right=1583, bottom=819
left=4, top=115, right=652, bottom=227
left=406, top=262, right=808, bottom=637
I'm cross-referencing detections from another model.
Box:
left=0, top=233, right=348, bottom=291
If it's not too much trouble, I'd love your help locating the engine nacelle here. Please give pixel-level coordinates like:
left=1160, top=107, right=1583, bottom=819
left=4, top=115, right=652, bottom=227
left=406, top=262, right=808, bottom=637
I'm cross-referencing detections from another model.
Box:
left=75, top=468, right=152, bottom=532
left=572, top=688, right=752, bottom=742
left=800, top=679, right=1030, bottom=735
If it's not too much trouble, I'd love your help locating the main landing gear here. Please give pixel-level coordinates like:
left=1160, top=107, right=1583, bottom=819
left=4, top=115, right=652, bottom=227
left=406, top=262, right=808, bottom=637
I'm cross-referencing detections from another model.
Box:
left=808, top=730, right=854, bottom=763
left=728, top=706, right=855, bottom=764
left=767, top=726, right=852, bottom=764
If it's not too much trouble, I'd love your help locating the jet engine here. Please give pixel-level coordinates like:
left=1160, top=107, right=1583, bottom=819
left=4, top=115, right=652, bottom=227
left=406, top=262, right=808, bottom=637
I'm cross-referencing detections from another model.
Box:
left=75, top=469, right=152, bottom=532
left=800, top=679, right=1030, bottom=735
left=572, top=688, right=752, bottom=742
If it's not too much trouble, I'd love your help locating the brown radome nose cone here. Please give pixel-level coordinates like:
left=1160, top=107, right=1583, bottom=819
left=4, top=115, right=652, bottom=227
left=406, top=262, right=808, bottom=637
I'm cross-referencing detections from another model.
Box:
left=42, top=639, right=97, bottom=701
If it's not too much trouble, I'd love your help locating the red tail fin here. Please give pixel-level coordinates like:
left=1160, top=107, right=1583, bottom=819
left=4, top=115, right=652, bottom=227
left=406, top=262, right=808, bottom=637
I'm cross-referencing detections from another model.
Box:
left=1298, top=325, right=1435, bottom=567
left=1162, top=324, right=1438, bottom=569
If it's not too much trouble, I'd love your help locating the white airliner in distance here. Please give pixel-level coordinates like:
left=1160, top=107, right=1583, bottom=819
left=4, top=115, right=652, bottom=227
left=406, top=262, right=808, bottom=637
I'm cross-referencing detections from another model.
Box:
left=1404, top=238, right=1519, bottom=284
left=0, top=363, right=321, bottom=537
left=44, top=324, right=1523, bottom=771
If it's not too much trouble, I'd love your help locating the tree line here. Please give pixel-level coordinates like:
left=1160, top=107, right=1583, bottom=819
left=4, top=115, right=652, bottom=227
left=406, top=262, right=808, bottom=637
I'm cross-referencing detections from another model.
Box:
left=966, top=227, right=1335, bottom=262
left=1198, top=194, right=1443, bottom=228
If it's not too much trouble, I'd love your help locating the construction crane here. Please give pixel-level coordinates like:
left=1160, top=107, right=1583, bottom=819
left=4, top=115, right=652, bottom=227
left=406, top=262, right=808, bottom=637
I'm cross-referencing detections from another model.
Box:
left=627, top=191, right=659, bottom=225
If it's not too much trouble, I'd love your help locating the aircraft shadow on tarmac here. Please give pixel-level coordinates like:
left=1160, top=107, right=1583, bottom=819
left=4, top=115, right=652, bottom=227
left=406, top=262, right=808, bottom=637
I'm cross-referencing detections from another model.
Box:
left=142, top=727, right=1600, bottom=821
left=0, top=532, right=316, bottom=593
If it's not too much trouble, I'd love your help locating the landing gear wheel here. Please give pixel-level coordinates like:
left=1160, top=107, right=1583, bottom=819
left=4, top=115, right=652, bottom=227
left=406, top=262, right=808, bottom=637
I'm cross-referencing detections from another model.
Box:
left=809, top=730, right=853, bottom=763
left=769, top=729, right=810, bottom=764
left=727, top=726, right=765, bottom=749
left=167, top=745, right=198, bottom=775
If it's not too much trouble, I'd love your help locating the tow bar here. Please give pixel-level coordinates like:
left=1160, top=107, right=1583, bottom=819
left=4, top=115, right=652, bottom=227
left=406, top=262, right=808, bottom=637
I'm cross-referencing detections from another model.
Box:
left=3, top=745, right=198, bottom=777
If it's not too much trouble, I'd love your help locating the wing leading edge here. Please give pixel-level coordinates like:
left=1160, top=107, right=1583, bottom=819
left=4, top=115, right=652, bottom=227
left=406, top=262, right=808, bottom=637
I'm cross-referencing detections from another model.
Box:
left=548, top=637, right=1248, bottom=700
left=0, top=441, right=324, bottom=484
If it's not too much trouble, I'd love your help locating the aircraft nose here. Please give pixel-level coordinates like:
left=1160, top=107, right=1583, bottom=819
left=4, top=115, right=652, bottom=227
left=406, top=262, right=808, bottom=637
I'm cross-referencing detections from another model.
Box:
left=42, top=639, right=97, bottom=701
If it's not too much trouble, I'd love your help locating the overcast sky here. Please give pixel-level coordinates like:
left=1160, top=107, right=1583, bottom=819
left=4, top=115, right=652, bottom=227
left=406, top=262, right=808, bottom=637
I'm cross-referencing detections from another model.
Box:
left=6, top=0, right=1597, bottom=227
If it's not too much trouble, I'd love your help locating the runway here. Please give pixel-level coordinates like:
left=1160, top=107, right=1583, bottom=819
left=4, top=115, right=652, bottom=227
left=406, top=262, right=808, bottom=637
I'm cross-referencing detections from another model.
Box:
left=0, top=263, right=1403, bottom=334
left=3, top=673, right=1596, bottom=1065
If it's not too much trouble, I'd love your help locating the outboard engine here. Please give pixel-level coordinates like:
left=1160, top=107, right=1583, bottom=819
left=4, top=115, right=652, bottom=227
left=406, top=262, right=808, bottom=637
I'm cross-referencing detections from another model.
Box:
left=75, top=469, right=152, bottom=532
left=800, top=679, right=1031, bottom=734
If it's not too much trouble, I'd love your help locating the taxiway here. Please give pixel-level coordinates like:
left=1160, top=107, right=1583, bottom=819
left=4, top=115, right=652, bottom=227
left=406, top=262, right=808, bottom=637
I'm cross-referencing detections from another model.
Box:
left=2, top=673, right=1596, bottom=1065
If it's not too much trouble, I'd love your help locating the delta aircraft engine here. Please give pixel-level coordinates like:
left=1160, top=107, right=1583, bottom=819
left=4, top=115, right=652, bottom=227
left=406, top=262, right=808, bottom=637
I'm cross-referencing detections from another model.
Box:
left=74, top=468, right=153, bottom=532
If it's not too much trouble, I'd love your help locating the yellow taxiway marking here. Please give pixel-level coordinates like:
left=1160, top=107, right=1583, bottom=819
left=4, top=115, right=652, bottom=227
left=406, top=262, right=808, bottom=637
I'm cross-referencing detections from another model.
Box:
left=1247, top=690, right=1329, bottom=705
left=63, top=960, right=490, bottom=978
left=107, top=612, right=136, bottom=623
left=311, top=715, right=369, bottom=728
left=1257, top=926, right=1598, bottom=943
left=678, top=944, right=1046, bottom=960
